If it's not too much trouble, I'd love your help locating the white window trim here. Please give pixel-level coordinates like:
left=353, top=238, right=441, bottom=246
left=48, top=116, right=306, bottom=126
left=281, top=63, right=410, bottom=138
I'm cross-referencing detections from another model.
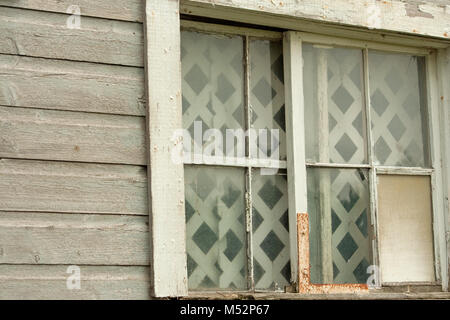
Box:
left=144, top=1, right=449, bottom=296
left=283, top=31, right=448, bottom=291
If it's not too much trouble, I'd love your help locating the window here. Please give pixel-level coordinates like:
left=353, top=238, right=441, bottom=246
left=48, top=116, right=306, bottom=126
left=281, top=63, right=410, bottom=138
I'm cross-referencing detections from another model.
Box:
left=300, top=38, right=436, bottom=286
left=181, top=28, right=291, bottom=291
left=179, top=22, right=445, bottom=293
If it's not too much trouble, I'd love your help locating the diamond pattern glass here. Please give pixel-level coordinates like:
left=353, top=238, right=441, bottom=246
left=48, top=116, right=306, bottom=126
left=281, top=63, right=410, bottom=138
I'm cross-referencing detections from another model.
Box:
left=250, top=40, right=286, bottom=161
left=181, top=31, right=244, bottom=159
left=185, top=165, right=246, bottom=290
left=252, top=172, right=290, bottom=290
left=182, top=31, right=289, bottom=291
left=307, top=168, right=372, bottom=284
left=369, top=51, right=429, bottom=167
left=303, top=44, right=366, bottom=164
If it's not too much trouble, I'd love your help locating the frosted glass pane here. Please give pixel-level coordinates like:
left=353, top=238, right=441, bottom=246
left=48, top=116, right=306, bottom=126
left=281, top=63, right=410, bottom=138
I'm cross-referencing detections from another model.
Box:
left=185, top=165, right=247, bottom=290
left=250, top=40, right=286, bottom=161
left=303, top=44, right=366, bottom=164
left=181, top=31, right=245, bottom=157
left=369, top=51, right=429, bottom=167
left=307, top=168, right=372, bottom=284
left=252, top=172, right=290, bottom=290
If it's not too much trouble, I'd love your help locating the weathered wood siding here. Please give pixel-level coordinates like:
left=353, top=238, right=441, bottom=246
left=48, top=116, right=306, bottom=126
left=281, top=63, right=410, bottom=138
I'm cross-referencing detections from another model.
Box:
left=0, top=1, right=150, bottom=299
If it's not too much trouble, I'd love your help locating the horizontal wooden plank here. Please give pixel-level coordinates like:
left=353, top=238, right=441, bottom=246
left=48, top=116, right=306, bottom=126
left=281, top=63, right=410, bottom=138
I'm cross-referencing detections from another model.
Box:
left=0, top=106, right=146, bottom=165
left=0, top=211, right=149, bottom=265
left=0, top=7, right=144, bottom=66
left=0, top=54, right=145, bottom=115
left=0, top=159, right=148, bottom=215
left=0, top=265, right=150, bottom=299
left=0, top=0, right=144, bottom=22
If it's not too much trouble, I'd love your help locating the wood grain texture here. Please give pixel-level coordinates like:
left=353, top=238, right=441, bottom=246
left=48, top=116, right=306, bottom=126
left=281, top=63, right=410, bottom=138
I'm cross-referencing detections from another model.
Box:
left=283, top=32, right=307, bottom=284
left=0, top=54, right=145, bottom=115
left=0, top=106, right=146, bottom=165
left=0, top=7, right=143, bottom=66
left=0, top=265, right=151, bottom=299
left=0, top=159, right=148, bottom=215
left=0, top=0, right=144, bottom=22
left=0, top=211, right=149, bottom=265
left=144, top=0, right=188, bottom=297
left=436, top=48, right=450, bottom=292
left=183, top=0, right=450, bottom=40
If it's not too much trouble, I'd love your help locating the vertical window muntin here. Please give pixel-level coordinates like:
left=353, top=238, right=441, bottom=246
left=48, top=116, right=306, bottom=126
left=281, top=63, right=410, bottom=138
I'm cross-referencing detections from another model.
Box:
left=302, top=42, right=434, bottom=285
left=182, top=28, right=290, bottom=292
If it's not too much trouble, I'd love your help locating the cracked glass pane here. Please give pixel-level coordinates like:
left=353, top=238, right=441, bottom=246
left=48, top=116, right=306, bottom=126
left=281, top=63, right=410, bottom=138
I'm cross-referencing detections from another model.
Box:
left=307, top=168, right=372, bottom=284
left=369, top=51, right=430, bottom=167
left=303, top=44, right=367, bottom=164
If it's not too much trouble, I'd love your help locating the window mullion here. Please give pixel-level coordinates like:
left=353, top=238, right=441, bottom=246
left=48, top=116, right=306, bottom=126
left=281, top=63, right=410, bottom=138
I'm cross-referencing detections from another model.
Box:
left=243, top=35, right=255, bottom=291
left=283, top=31, right=308, bottom=287
left=363, top=47, right=381, bottom=288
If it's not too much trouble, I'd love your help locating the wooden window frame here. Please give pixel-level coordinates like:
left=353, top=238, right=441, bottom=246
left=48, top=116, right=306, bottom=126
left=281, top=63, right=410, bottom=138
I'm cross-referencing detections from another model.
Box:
left=145, top=0, right=449, bottom=297
left=180, top=20, right=291, bottom=293
left=284, top=31, right=448, bottom=291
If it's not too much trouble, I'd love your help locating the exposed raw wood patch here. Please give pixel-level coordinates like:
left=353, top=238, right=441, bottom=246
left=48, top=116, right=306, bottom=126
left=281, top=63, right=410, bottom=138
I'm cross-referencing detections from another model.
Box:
left=404, top=2, right=434, bottom=18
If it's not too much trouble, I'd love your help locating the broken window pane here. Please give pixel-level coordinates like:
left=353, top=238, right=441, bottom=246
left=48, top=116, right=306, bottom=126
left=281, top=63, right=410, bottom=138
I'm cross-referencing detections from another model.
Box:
left=250, top=40, right=286, bottom=161
left=307, top=168, right=372, bottom=284
left=377, top=175, right=435, bottom=283
left=303, top=44, right=367, bottom=164
left=369, top=51, right=429, bottom=167
left=252, top=172, right=290, bottom=290
left=185, top=165, right=247, bottom=290
left=181, top=31, right=245, bottom=158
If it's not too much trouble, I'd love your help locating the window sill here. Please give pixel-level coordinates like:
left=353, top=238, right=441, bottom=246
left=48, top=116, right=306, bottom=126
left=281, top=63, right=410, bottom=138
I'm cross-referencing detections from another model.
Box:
left=184, top=290, right=450, bottom=300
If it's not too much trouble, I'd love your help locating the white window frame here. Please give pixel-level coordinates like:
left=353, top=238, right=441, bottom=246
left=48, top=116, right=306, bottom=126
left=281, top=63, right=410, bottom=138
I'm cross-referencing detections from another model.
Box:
left=145, top=1, right=449, bottom=297
left=181, top=20, right=291, bottom=292
left=283, top=31, right=448, bottom=290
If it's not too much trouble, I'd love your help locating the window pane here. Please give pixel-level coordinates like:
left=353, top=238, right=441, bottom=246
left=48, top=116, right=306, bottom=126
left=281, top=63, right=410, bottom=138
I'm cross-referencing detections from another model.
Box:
left=181, top=31, right=245, bottom=158
left=303, top=44, right=366, bottom=164
left=252, top=172, right=290, bottom=289
left=369, top=51, right=429, bottom=167
left=307, top=168, right=372, bottom=284
left=377, top=175, right=435, bottom=283
left=250, top=40, right=286, bottom=161
left=185, top=165, right=247, bottom=290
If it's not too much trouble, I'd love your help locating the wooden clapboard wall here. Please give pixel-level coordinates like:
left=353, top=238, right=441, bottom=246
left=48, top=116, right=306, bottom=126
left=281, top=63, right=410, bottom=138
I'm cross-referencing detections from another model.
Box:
left=0, top=1, right=151, bottom=299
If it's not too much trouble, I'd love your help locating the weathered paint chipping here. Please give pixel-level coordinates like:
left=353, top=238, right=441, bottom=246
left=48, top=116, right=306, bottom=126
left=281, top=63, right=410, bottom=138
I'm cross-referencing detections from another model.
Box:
left=183, top=0, right=450, bottom=40
left=297, top=213, right=369, bottom=294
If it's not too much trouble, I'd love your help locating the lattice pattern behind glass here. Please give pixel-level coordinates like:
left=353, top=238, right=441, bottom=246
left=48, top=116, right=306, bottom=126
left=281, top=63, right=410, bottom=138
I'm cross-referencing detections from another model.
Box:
left=369, top=51, right=429, bottom=167
left=303, top=44, right=372, bottom=284
left=303, top=43, right=429, bottom=284
left=181, top=30, right=289, bottom=291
